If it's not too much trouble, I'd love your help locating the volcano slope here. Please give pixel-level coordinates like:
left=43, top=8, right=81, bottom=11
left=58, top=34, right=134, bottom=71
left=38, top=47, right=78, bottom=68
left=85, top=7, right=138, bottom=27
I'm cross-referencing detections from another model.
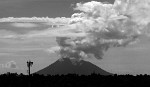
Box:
left=36, top=58, right=112, bottom=75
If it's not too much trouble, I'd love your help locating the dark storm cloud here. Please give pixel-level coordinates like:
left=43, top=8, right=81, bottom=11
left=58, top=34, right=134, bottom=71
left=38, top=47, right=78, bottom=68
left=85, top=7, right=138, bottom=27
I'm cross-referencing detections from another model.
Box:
left=0, top=0, right=115, bottom=18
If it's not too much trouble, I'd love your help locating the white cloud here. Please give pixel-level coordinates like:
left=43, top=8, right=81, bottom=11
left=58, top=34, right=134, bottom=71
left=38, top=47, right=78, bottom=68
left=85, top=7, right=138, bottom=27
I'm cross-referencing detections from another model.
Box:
left=0, top=17, right=71, bottom=24
left=51, top=0, right=150, bottom=61
left=4, top=61, right=18, bottom=69
left=46, top=46, right=61, bottom=53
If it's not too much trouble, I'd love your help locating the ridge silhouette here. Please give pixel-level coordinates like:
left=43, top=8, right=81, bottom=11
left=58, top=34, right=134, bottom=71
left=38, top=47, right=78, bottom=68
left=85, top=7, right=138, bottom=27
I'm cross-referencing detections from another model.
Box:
left=36, top=58, right=112, bottom=75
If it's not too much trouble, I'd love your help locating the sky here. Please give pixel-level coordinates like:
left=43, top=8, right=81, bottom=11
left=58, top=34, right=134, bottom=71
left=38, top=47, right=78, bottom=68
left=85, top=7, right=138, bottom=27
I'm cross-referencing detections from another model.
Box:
left=0, top=0, right=116, bottom=75
left=2, top=22, right=150, bottom=75
left=1, top=0, right=150, bottom=75
left=0, top=0, right=114, bottom=18
left=0, top=22, right=60, bottom=74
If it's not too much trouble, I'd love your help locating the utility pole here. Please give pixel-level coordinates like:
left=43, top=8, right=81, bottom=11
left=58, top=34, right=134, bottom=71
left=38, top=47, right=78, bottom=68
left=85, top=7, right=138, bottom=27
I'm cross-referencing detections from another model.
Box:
left=27, top=60, right=33, bottom=76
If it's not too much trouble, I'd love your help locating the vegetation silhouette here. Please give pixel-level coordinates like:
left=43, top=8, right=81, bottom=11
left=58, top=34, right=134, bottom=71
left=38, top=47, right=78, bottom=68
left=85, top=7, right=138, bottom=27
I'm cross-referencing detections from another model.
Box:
left=1, top=58, right=149, bottom=87
left=0, top=72, right=150, bottom=87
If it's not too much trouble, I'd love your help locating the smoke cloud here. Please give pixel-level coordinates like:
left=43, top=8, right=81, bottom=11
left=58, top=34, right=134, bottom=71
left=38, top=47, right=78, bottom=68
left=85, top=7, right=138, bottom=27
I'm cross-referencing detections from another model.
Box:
left=52, top=0, right=150, bottom=61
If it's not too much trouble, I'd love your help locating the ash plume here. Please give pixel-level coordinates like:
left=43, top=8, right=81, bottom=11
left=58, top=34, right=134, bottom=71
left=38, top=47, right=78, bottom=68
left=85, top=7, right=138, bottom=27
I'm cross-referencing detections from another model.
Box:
left=54, top=0, right=150, bottom=61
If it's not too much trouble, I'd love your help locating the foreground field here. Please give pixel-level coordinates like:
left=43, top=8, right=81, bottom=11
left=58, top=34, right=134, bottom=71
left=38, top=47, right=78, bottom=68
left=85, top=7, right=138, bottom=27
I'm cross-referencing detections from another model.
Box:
left=0, top=73, right=150, bottom=87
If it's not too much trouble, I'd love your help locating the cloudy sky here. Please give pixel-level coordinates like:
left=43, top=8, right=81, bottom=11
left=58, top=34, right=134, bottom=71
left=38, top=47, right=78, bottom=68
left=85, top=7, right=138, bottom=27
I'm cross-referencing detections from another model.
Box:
left=1, top=0, right=150, bottom=75
left=0, top=0, right=116, bottom=75
left=0, top=0, right=114, bottom=17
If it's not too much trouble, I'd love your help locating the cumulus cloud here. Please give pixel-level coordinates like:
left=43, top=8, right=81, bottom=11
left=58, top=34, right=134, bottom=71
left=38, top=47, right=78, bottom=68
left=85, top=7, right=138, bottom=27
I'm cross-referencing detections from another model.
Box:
left=5, top=61, right=18, bottom=69
left=47, top=46, right=61, bottom=54
left=114, top=0, right=150, bottom=25
left=3, top=0, right=150, bottom=62
left=52, top=0, right=150, bottom=61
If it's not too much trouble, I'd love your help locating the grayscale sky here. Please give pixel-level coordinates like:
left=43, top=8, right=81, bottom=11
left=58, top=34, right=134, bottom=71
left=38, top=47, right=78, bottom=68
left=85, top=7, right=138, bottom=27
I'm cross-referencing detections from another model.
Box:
left=1, top=0, right=150, bottom=75
left=0, top=0, right=114, bottom=17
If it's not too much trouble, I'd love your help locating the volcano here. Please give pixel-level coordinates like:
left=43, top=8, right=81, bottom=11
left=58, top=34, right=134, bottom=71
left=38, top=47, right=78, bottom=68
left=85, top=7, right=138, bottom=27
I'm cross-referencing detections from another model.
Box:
left=36, top=58, right=112, bottom=75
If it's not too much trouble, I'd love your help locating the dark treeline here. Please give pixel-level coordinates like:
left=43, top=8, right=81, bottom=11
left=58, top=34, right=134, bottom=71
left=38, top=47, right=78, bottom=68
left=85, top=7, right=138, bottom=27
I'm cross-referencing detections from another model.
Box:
left=0, top=72, right=150, bottom=87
